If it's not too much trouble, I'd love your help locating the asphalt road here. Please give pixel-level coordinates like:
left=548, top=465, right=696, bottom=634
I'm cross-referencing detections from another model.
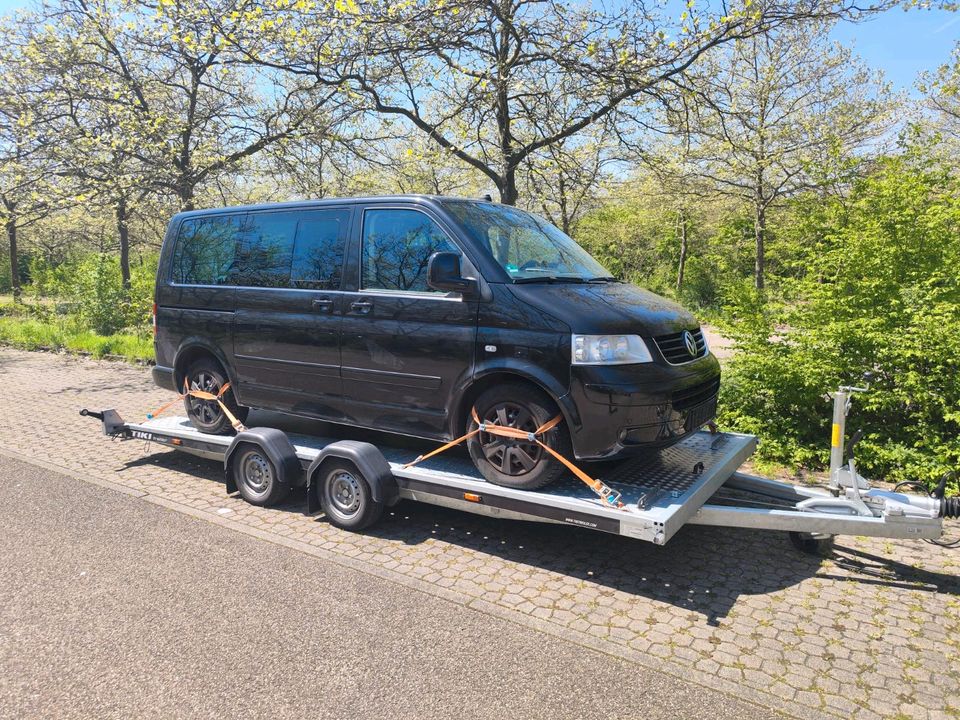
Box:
left=0, top=454, right=782, bottom=720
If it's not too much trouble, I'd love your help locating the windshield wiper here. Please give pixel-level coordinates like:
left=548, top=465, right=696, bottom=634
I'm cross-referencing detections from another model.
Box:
left=512, top=276, right=590, bottom=284
left=586, top=276, right=619, bottom=283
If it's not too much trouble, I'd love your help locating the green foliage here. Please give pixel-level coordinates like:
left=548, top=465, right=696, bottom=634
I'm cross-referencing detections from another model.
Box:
left=29, top=252, right=156, bottom=334
left=0, top=315, right=152, bottom=362
left=718, top=151, right=960, bottom=486
left=0, top=250, right=156, bottom=364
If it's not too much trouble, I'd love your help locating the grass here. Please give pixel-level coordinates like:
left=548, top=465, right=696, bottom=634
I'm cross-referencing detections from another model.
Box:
left=0, top=315, right=153, bottom=363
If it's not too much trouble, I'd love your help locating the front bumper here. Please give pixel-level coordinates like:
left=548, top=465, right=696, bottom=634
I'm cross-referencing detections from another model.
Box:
left=567, top=354, right=721, bottom=460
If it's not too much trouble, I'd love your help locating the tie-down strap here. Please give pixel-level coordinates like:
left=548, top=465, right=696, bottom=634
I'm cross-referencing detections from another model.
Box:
left=146, top=379, right=247, bottom=432
left=404, top=408, right=624, bottom=509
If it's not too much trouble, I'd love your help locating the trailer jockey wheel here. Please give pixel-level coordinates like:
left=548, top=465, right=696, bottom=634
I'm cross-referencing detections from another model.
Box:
left=232, top=444, right=290, bottom=507
left=789, top=531, right=835, bottom=555
left=317, top=460, right=384, bottom=531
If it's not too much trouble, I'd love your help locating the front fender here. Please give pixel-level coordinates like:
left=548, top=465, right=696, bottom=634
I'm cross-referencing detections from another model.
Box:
left=455, top=358, right=581, bottom=432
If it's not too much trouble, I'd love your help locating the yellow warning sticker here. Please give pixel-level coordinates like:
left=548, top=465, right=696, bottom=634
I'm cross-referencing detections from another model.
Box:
left=831, top=423, right=841, bottom=448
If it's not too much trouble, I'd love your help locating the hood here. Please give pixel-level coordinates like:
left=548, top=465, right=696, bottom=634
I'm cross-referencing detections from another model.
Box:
left=506, top=281, right=699, bottom=337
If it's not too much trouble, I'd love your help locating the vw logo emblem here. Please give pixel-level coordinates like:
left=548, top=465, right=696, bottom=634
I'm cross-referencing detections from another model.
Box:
left=682, top=330, right=698, bottom=357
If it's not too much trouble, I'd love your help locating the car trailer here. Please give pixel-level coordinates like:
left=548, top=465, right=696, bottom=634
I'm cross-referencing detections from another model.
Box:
left=81, top=382, right=959, bottom=552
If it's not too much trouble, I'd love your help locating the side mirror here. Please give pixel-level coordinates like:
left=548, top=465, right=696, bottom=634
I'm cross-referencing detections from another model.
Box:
left=427, top=252, right=477, bottom=296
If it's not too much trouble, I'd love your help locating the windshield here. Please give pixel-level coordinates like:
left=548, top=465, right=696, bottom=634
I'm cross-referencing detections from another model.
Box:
left=443, top=201, right=612, bottom=282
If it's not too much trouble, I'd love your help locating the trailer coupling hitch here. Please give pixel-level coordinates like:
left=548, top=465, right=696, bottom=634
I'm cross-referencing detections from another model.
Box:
left=892, top=472, right=960, bottom=520
left=79, top=408, right=126, bottom=436
left=934, top=472, right=960, bottom=519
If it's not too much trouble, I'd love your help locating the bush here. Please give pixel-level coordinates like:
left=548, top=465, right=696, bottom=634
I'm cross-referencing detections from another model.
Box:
left=29, top=251, right=156, bottom=334
left=0, top=316, right=153, bottom=362
left=718, top=152, right=960, bottom=487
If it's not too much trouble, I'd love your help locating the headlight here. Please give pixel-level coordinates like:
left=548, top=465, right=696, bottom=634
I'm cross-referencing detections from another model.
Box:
left=571, top=334, right=653, bottom=365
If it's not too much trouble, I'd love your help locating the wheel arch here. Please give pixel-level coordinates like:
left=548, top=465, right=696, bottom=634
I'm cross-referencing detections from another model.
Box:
left=224, top=428, right=302, bottom=496
left=173, top=339, right=237, bottom=393
left=452, top=365, right=580, bottom=440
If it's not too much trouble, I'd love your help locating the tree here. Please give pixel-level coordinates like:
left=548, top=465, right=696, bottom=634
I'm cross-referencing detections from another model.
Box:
left=224, top=0, right=886, bottom=206
left=0, top=15, right=65, bottom=300
left=921, top=42, right=960, bottom=142
left=20, top=9, right=165, bottom=289
left=675, top=20, right=893, bottom=290
left=46, top=0, right=347, bottom=213
left=718, top=146, right=960, bottom=485
left=519, top=126, right=614, bottom=235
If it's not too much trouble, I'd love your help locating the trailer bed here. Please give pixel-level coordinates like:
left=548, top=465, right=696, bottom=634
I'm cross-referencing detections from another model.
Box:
left=124, top=416, right=757, bottom=545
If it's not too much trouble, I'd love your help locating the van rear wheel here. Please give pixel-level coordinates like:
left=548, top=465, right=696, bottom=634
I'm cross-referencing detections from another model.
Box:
left=466, top=383, right=571, bottom=490
left=183, top=357, right=248, bottom=435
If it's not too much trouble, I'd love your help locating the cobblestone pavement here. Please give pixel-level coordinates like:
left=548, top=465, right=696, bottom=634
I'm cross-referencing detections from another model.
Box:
left=2, top=348, right=958, bottom=720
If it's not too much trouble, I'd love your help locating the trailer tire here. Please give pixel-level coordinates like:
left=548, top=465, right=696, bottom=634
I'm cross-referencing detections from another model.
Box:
left=789, top=531, right=834, bottom=555
left=231, top=443, right=290, bottom=507
left=317, top=460, right=384, bottom=531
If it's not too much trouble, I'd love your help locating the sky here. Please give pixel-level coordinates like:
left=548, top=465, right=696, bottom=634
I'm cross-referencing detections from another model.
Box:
left=829, top=6, right=959, bottom=93
left=0, top=0, right=955, bottom=94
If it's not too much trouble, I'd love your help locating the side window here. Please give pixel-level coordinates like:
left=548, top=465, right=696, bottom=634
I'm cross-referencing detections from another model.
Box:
left=361, top=208, right=460, bottom=293
left=290, top=209, right=350, bottom=289
left=171, top=215, right=239, bottom=285
left=231, top=212, right=298, bottom=288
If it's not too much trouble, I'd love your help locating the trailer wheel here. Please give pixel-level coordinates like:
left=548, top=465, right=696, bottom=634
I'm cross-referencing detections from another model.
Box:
left=317, top=460, right=384, bottom=531
left=232, top=444, right=290, bottom=507
left=789, top=531, right=834, bottom=555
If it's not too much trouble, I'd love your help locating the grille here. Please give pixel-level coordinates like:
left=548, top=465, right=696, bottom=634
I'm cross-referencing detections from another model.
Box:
left=653, top=327, right=707, bottom=364
left=672, top=376, right=721, bottom=410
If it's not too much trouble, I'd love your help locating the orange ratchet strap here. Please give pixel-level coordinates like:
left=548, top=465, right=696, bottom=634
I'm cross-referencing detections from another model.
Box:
left=404, top=407, right=625, bottom=509
left=146, top=379, right=247, bottom=432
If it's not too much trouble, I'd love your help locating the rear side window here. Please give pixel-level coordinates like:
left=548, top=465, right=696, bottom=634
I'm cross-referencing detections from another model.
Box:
left=171, top=215, right=240, bottom=286
left=290, top=209, right=350, bottom=289
left=231, top=212, right=298, bottom=287
left=172, top=208, right=351, bottom=289
left=361, top=208, right=459, bottom=293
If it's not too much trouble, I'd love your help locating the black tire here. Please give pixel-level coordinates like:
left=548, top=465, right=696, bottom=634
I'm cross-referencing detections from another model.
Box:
left=182, top=357, right=248, bottom=435
left=231, top=444, right=291, bottom=507
left=317, top=460, right=384, bottom=531
left=466, top=383, right=571, bottom=490
left=789, top=531, right=835, bottom=555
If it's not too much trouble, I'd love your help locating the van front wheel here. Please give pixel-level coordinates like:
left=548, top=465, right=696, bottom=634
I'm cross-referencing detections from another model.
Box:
left=466, top=383, right=571, bottom=490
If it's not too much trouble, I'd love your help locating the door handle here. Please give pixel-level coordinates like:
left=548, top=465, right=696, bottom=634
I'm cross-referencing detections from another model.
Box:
left=312, top=298, right=334, bottom=312
left=350, top=300, right=373, bottom=314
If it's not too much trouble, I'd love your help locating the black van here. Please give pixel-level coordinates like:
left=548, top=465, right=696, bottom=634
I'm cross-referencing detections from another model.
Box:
left=153, top=196, right=720, bottom=490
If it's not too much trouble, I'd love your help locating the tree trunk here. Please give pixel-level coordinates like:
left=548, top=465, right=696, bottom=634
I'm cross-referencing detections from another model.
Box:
left=754, top=203, right=766, bottom=291
left=558, top=175, right=571, bottom=235
left=676, top=210, right=688, bottom=294
left=499, top=165, right=518, bottom=206
left=180, top=182, right=195, bottom=212
left=6, top=217, right=19, bottom=302
left=116, top=196, right=131, bottom=290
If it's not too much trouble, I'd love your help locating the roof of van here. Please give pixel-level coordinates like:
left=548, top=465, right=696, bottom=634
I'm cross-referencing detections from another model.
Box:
left=170, top=194, right=493, bottom=221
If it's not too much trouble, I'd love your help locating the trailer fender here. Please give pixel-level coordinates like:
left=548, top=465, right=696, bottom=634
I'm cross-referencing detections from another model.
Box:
left=306, top=441, right=397, bottom=514
left=224, top=428, right=303, bottom=494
